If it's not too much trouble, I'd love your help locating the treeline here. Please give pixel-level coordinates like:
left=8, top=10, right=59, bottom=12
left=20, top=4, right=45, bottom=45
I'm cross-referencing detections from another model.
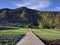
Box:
left=38, top=12, right=60, bottom=29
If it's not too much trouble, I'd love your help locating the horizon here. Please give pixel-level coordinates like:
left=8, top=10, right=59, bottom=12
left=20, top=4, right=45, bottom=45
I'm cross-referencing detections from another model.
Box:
left=0, top=7, right=60, bottom=12
left=0, top=0, right=60, bottom=11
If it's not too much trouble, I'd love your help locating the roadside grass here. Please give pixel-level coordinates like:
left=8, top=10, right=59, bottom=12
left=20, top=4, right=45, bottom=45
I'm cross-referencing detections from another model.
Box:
left=0, top=27, right=28, bottom=45
left=32, top=29, right=60, bottom=41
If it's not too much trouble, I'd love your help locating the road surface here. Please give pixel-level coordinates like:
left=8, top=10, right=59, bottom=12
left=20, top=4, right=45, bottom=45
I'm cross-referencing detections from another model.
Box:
left=16, top=29, right=45, bottom=45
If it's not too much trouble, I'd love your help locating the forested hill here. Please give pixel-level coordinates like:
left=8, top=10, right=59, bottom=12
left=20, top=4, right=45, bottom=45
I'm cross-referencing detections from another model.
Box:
left=0, top=7, right=60, bottom=29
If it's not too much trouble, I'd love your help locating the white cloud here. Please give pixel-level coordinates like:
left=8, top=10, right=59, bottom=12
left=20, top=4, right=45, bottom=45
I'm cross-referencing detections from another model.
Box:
left=15, top=3, right=32, bottom=7
left=56, top=7, right=60, bottom=10
left=13, top=0, right=51, bottom=10
left=28, top=0, right=51, bottom=9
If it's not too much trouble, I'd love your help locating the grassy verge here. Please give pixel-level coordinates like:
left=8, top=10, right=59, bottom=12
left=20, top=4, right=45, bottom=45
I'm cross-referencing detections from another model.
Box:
left=32, top=29, right=60, bottom=40
left=32, top=29, right=60, bottom=45
left=0, top=27, right=28, bottom=45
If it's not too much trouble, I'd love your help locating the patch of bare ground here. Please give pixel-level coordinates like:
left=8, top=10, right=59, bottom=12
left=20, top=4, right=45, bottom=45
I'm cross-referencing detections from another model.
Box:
left=35, top=35, right=60, bottom=45
left=45, top=40, right=60, bottom=45
left=39, top=39, right=60, bottom=45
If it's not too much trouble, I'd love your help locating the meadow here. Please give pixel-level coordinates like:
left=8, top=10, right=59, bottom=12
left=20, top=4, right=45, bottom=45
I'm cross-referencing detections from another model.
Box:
left=32, top=29, right=60, bottom=44
left=32, top=29, right=60, bottom=40
left=0, top=27, right=28, bottom=45
left=0, top=26, right=60, bottom=45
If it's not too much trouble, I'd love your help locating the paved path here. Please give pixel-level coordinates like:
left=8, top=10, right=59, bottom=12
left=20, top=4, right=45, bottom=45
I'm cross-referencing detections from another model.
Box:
left=16, top=29, right=45, bottom=45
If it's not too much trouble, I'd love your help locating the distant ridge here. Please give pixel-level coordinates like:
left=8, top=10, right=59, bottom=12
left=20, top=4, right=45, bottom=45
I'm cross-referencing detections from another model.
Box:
left=0, top=7, right=60, bottom=29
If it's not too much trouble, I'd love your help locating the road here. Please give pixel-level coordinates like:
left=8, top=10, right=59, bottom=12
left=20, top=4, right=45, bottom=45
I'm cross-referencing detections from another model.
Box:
left=16, top=29, right=45, bottom=45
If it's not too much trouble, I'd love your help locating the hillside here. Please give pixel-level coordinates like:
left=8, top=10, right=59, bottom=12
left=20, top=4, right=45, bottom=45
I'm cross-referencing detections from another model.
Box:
left=0, top=7, right=60, bottom=29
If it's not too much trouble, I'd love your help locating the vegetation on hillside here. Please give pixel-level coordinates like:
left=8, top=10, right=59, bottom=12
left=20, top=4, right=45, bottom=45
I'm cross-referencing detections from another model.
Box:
left=0, top=7, right=60, bottom=29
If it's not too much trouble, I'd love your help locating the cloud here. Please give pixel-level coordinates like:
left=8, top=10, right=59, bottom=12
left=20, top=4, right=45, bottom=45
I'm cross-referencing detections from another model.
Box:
left=15, top=3, right=32, bottom=7
left=13, top=0, right=51, bottom=10
left=56, top=7, right=60, bottom=10
left=28, top=0, right=51, bottom=9
left=50, top=7, right=60, bottom=11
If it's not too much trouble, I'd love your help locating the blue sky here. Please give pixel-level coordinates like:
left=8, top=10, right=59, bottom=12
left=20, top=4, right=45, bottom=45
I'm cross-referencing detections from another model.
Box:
left=0, top=0, right=60, bottom=11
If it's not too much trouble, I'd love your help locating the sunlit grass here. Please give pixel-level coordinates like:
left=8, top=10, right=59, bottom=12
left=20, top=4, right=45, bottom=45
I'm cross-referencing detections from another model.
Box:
left=32, top=29, right=60, bottom=41
left=0, top=27, right=28, bottom=45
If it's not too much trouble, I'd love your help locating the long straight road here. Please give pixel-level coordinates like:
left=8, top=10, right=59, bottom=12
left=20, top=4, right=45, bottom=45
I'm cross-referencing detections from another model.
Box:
left=16, top=29, right=45, bottom=45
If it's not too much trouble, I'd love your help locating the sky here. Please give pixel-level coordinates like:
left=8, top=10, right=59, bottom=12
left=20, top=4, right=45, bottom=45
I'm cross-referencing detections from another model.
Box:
left=0, top=0, right=60, bottom=11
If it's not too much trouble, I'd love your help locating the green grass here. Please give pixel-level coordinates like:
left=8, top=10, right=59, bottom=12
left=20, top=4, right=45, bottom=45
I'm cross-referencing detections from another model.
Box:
left=0, top=27, right=28, bottom=45
left=32, top=29, right=60, bottom=41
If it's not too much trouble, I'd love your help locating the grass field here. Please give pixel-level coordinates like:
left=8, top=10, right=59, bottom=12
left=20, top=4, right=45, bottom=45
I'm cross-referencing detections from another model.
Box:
left=0, top=26, right=60, bottom=45
left=32, top=29, right=60, bottom=41
left=0, top=27, right=28, bottom=45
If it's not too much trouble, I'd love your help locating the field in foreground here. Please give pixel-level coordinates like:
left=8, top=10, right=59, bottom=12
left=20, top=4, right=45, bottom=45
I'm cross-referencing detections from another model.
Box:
left=32, top=29, right=60, bottom=45
left=0, top=27, right=28, bottom=45
left=0, top=27, right=60, bottom=45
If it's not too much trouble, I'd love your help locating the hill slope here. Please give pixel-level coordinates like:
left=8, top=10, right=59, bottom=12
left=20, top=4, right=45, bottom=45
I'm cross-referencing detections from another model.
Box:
left=0, top=7, right=60, bottom=29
